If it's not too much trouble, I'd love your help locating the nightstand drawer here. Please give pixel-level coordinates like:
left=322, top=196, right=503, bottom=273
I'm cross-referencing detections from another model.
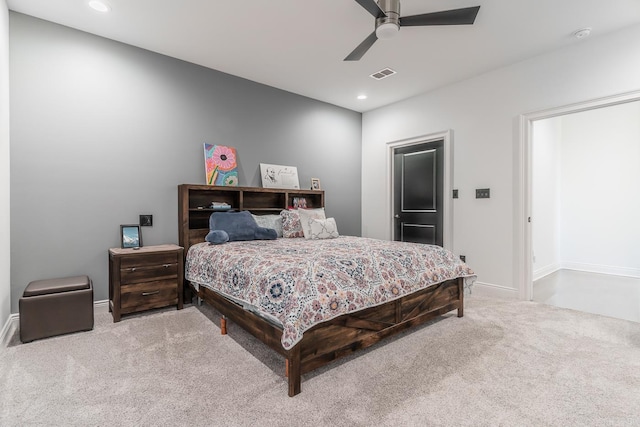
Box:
left=120, top=263, right=178, bottom=285
left=120, top=252, right=177, bottom=269
left=120, top=280, right=178, bottom=312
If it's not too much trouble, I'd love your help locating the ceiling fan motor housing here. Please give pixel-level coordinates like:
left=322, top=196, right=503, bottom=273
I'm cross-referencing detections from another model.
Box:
left=346, top=0, right=480, bottom=61
left=376, top=0, right=400, bottom=39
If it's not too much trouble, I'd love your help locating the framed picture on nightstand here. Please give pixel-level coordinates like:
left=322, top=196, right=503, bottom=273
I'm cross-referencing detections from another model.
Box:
left=120, top=224, right=142, bottom=249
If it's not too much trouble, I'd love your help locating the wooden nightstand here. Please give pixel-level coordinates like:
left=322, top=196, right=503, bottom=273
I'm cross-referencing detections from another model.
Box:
left=108, top=244, right=184, bottom=322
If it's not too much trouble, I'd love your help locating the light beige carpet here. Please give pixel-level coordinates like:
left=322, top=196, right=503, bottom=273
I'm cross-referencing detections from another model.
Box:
left=1, top=296, right=640, bottom=426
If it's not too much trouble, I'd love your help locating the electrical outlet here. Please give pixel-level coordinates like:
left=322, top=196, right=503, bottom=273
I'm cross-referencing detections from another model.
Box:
left=139, top=214, right=153, bottom=227
left=452, top=189, right=459, bottom=199
left=460, top=255, right=466, bottom=262
left=476, top=188, right=490, bottom=199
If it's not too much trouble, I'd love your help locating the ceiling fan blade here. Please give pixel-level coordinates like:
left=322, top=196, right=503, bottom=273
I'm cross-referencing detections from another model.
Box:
left=354, top=0, right=387, bottom=19
left=344, top=31, right=378, bottom=61
left=400, top=6, right=480, bottom=27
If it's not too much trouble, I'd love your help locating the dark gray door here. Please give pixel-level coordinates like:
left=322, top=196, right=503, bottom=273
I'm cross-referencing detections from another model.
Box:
left=393, top=140, right=444, bottom=246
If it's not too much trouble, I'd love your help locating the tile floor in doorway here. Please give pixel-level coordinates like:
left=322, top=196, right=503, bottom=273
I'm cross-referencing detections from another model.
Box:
left=533, top=269, right=640, bottom=323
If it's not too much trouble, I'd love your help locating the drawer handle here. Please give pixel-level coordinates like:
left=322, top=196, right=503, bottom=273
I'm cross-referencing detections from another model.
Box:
left=131, top=267, right=136, bottom=272
left=142, top=291, right=160, bottom=296
left=163, top=264, right=171, bottom=268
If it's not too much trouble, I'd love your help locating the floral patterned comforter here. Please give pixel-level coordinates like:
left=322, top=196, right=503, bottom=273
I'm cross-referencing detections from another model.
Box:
left=185, top=236, right=476, bottom=350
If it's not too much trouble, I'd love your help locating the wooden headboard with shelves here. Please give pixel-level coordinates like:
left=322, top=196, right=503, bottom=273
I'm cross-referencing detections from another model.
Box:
left=177, top=184, right=325, bottom=253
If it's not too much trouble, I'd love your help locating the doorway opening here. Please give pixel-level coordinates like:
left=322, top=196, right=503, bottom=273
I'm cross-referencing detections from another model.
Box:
left=514, top=92, right=640, bottom=310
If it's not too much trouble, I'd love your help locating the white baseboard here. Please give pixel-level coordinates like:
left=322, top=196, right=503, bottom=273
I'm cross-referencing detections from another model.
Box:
left=0, top=313, right=19, bottom=349
left=470, top=281, right=519, bottom=300
left=561, top=262, right=640, bottom=279
left=533, top=263, right=561, bottom=281
left=94, top=299, right=109, bottom=313
left=1, top=299, right=110, bottom=348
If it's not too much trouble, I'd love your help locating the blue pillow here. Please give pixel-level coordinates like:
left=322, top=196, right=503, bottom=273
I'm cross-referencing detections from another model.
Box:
left=205, top=230, right=229, bottom=245
left=207, top=211, right=277, bottom=244
left=209, top=211, right=256, bottom=241
left=255, top=226, right=277, bottom=240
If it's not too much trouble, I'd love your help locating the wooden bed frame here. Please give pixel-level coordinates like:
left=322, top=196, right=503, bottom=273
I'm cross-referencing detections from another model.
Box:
left=178, top=184, right=464, bottom=396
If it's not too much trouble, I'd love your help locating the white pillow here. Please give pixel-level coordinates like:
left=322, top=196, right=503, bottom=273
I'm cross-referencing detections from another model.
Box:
left=297, top=208, right=326, bottom=239
left=309, top=217, right=339, bottom=240
left=252, top=214, right=283, bottom=238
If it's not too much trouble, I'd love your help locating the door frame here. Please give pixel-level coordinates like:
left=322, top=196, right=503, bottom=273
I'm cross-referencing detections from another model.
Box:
left=386, top=130, right=453, bottom=250
left=515, top=89, right=640, bottom=301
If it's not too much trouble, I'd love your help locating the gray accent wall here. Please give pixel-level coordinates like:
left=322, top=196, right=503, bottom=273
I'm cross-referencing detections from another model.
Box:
left=9, top=13, right=362, bottom=312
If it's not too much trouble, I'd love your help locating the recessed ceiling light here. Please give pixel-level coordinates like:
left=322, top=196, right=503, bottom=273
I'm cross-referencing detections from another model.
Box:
left=357, top=95, right=367, bottom=100
left=88, top=0, right=111, bottom=13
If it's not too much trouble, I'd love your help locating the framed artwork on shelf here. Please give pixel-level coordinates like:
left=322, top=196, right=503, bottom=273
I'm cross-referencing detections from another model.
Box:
left=292, top=197, right=307, bottom=209
left=120, top=224, right=142, bottom=249
left=311, top=177, right=321, bottom=190
left=204, top=143, right=238, bottom=186
left=260, top=163, right=300, bottom=189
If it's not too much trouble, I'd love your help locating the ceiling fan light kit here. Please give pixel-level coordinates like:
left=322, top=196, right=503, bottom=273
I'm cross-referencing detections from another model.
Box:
left=345, top=0, right=481, bottom=61
left=376, top=22, right=400, bottom=39
left=375, top=0, right=400, bottom=39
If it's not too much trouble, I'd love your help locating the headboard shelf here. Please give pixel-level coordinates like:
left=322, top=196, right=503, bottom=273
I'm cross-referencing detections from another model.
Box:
left=178, top=184, right=325, bottom=254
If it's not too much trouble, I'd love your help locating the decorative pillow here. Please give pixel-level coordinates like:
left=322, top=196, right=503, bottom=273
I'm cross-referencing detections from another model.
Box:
left=252, top=214, right=283, bottom=238
left=205, top=230, right=230, bottom=245
left=255, top=227, right=277, bottom=240
left=280, top=209, right=304, bottom=238
left=297, top=208, right=326, bottom=239
left=308, top=217, right=339, bottom=240
left=207, top=211, right=277, bottom=244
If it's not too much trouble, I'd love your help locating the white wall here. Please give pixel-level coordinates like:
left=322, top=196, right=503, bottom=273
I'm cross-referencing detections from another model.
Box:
left=362, top=23, right=640, bottom=297
left=559, top=102, right=640, bottom=276
left=532, top=117, right=562, bottom=280
left=0, top=0, right=10, bottom=334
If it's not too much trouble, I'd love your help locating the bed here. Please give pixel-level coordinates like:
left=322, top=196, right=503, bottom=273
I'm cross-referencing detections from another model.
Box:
left=178, top=184, right=476, bottom=396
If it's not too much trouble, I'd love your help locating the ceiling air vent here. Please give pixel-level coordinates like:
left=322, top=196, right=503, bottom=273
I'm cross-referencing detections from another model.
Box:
left=369, top=68, right=397, bottom=80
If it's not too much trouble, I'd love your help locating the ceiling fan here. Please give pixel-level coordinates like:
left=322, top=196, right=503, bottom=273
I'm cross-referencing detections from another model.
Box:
left=345, top=0, right=480, bottom=61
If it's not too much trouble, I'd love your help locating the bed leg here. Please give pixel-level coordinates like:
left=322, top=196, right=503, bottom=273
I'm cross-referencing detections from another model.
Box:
left=220, top=316, right=227, bottom=335
left=287, top=346, right=301, bottom=397
left=285, top=359, right=289, bottom=378
left=197, top=296, right=203, bottom=306
left=457, top=278, right=464, bottom=318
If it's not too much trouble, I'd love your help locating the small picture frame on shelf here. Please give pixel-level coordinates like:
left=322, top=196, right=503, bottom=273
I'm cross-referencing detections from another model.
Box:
left=120, top=224, right=142, bottom=249
left=311, top=178, right=321, bottom=190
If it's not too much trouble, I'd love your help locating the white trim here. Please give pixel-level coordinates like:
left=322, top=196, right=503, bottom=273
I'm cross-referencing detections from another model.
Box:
left=1, top=299, right=110, bottom=347
left=560, top=262, right=640, bottom=279
left=516, top=90, right=640, bottom=301
left=386, top=130, right=453, bottom=250
left=0, top=313, right=18, bottom=348
left=94, top=299, right=109, bottom=313
left=533, top=263, right=561, bottom=281
left=533, top=262, right=639, bottom=281
left=471, top=281, right=518, bottom=300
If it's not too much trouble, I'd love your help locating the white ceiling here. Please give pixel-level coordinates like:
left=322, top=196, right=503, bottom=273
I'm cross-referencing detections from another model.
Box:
left=7, top=0, right=640, bottom=112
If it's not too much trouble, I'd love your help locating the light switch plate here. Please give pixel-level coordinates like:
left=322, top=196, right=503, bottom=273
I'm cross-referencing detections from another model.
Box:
left=139, top=214, right=153, bottom=227
left=476, top=188, right=490, bottom=199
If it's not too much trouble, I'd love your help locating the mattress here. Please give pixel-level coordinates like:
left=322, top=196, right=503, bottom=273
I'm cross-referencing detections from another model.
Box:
left=185, top=236, right=476, bottom=349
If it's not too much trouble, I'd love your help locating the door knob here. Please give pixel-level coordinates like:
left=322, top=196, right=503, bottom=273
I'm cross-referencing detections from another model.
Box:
left=394, top=214, right=400, bottom=219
